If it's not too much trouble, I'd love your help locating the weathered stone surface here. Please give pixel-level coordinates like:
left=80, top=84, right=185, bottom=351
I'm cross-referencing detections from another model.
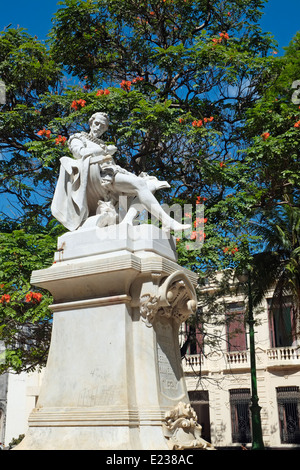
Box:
left=15, top=225, right=216, bottom=450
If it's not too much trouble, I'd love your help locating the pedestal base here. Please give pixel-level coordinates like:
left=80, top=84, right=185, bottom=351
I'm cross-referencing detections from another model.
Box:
left=16, top=225, right=213, bottom=450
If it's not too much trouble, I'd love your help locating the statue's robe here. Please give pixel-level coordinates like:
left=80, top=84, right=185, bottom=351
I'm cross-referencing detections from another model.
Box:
left=51, top=133, right=117, bottom=231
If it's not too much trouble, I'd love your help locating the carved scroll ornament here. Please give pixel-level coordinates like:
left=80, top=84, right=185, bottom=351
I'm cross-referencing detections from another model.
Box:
left=163, top=402, right=215, bottom=450
left=140, top=271, right=197, bottom=327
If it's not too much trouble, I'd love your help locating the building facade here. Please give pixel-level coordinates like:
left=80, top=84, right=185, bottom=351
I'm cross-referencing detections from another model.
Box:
left=0, top=368, right=43, bottom=447
left=183, top=285, right=300, bottom=449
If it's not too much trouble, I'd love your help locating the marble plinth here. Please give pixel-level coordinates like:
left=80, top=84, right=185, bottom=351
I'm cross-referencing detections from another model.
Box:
left=16, top=225, right=213, bottom=450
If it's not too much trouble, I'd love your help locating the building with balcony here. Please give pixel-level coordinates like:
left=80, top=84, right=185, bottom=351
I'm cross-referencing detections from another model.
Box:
left=182, top=281, right=300, bottom=449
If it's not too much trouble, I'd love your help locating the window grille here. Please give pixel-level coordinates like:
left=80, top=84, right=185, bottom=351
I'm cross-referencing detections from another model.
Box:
left=277, top=386, right=300, bottom=444
left=230, top=388, right=251, bottom=443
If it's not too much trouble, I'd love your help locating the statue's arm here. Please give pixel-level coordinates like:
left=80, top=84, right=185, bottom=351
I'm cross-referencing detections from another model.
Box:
left=68, top=134, right=92, bottom=160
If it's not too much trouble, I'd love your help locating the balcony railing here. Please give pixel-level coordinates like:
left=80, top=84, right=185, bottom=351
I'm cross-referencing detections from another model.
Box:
left=183, top=354, right=205, bottom=372
left=183, top=347, right=300, bottom=373
left=267, top=346, right=300, bottom=366
left=225, top=350, right=249, bottom=367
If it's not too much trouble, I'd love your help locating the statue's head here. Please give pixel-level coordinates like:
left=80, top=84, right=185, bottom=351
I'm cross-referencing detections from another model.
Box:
left=89, top=112, right=109, bottom=137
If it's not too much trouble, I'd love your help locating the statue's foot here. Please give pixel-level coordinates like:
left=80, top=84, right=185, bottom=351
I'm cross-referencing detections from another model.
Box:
left=140, top=172, right=170, bottom=192
left=155, top=180, right=170, bottom=190
left=162, top=221, right=191, bottom=232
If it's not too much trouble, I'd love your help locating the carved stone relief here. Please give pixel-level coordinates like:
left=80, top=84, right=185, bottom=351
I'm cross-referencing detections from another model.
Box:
left=163, top=402, right=215, bottom=450
left=139, top=271, right=197, bottom=328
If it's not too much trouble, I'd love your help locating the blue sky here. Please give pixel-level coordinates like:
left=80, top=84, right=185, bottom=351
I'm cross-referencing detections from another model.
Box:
left=0, top=0, right=300, bottom=52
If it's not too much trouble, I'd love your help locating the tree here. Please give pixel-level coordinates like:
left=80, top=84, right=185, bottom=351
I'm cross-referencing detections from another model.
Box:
left=246, top=201, right=300, bottom=324
left=0, top=221, right=65, bottom=373
left=231, top=32, right=300, bottom=323
left=0, top=0, right=279, bottom=372
left=236, top=32, right=300, bottom=211
left=0, top=28, right=62, bottom=224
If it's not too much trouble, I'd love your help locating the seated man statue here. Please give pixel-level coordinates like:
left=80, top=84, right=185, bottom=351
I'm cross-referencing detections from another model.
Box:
left=51, top=112, right=190, bottom=232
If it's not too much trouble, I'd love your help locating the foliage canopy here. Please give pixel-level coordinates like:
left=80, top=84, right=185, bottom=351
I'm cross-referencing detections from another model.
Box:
left=0, top=0, right=299, bottom=372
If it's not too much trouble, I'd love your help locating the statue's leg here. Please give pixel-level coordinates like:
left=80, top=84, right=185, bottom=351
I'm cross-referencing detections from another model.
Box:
left=114, top=173, right=190, bottom=231
left=119, top=177, right=163, bottom=225
left=119, top=196, right=143, bottom=225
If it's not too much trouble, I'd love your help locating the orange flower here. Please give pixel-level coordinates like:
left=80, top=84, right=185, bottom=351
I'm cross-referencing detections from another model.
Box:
left=0, top=294, right=11, bottom=304
left=219, top=31, right=229, bottom=41
left=37, top=128, right=51, bottom=139
left=294, top=120, right=300, bottom=128
left=192, top=119, right=203, bottom=127
left=213, top=32, right=229, bottom=44
left=196, top=196, right=207, bottom=204
left=25, top=292, right=43, bottom=303
left=194, top=217, right=207, bottom=228
left=120, top=80, right=132, bottom=91
left=97, top=89, right=110, bottom=96
left=71, top=99, right=86, bottom=110
left=223, top=246, right=238, bottom=255
left=261, top=132, right=270, bottom=140
left=55, top=135, right=67, bottom=146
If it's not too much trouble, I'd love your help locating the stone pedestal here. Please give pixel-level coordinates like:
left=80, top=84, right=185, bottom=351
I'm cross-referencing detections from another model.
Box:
left=17, top=224, right=212, bottom=450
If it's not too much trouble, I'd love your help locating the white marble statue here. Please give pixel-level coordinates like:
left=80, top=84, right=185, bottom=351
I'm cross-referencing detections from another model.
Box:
left=51, top=112, right=190, bottom=232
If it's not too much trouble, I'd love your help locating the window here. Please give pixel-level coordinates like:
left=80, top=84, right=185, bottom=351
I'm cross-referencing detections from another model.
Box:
left=185, top=323, right=204, bottom=355
left=268, top=298, right=296, bottom=347
left=226, top=302, right=247, bottom=352
left=230, top=388, right=251, bottom=443
left=181, top=308, right=204, bottom=356
left=277, top=387, right=300, bottom=444
left=188, top=390, right=211, bottom=442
